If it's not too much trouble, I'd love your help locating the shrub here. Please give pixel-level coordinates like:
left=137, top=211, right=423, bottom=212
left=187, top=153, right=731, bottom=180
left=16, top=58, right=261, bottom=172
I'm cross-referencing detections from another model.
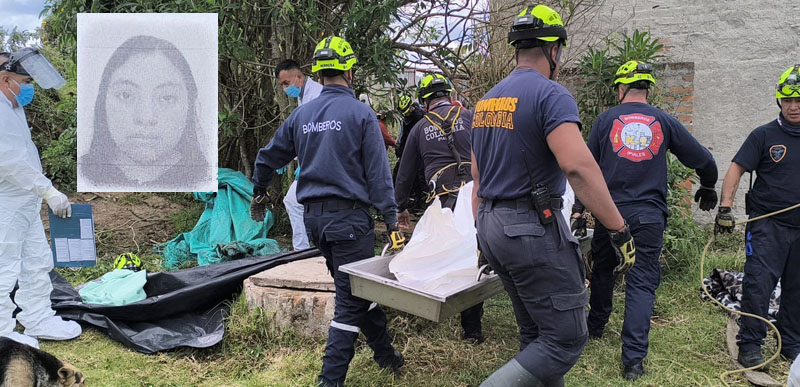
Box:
left=41, top=127, right=77, bottom=192
left=663, top=154, right=707, bottom=270
left=575, top=30, right=664, bottom=138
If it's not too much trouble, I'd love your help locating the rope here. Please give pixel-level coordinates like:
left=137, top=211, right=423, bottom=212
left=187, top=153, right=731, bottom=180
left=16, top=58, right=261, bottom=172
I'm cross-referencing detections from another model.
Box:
left=700, top=202, right=800, bottom=385
left=424, top=162, right=472, bottom=203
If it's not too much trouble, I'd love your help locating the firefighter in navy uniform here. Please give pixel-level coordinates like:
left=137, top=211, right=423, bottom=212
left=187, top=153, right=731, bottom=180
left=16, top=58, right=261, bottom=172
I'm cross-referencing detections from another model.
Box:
left=574, top=61, right=718, bottom=381
left=396, top=94, right=425, bottom=160
left=716, top=64, right=800, bottom=369
left=394, top=73, right=484, bottom=343
left=471, top=5, right=636, bottom=386
left=250, top=36, right=406, bottom=387
left=394, top=94, right=428, bottom=213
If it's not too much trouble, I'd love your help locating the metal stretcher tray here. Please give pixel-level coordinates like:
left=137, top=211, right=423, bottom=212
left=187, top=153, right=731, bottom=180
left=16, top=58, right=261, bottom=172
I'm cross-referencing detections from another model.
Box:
left=339, top=231, right=592, bottom=323
left=339, top=254, right=503, bottom=322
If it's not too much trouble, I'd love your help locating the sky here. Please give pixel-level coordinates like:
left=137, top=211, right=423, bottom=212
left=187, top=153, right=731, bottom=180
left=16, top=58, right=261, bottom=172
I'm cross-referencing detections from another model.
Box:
left=0, top=0, right=46, bottom=33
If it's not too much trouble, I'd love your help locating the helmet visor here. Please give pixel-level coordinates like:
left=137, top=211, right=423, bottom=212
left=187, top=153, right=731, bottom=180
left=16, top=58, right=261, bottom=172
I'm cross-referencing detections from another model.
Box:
left=4, top=48, right=66, bottom=89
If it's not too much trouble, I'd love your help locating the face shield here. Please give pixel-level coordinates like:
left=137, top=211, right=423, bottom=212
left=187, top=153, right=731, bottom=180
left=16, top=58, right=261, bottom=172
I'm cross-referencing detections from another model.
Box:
left=3, top=48, right=66, bottom=90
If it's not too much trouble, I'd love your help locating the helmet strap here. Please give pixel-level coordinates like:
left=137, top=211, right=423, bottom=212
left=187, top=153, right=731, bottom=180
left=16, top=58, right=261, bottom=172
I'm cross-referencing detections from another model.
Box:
left=618, top=84, right=650, bottom=104
left=542, top=45, right=560, bottom=80
left=341, top=70, right=353, bottom=88
left=619, top=85, right=631, bottom=104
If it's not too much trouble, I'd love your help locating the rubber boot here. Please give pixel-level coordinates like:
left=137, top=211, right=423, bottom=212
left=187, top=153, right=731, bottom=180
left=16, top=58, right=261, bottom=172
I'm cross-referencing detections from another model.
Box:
left=738, top=349, right=769, bottom=371
left=480, top=359, right=543, bottom=387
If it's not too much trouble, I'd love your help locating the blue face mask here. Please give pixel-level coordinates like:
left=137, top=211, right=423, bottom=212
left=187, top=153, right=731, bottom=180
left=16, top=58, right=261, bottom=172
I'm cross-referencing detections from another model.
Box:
left=284, top=84, right=301, bottom=99
left=11, top=79, right=34, bottom=107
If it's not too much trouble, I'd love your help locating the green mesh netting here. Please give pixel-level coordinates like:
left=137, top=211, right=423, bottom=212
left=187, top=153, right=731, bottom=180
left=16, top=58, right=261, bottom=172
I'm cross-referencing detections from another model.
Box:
left=156, top=168, right=283, bottom=270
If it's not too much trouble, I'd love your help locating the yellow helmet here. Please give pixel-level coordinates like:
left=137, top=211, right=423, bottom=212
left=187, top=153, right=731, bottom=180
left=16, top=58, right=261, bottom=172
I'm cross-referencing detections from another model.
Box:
left=418, top=73, right=452, bottom=101
left=398, top=94, right=413, bottom=114
left=776, top=64, right=800, bottom=99
left=614, top=60, right=656, bottom=88
left=311, top=36, right=357, bottom=73
left=508, top=4, right=567, bottom=47
left=113, top=252, right=143, bottom=272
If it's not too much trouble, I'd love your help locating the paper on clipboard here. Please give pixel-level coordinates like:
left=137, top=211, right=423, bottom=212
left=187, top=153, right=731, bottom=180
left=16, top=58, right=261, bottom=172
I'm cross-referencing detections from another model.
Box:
left=80, top=219, right=93, bottom=239
left=54, top=238, right=70, bottom=263
left=49, top=204, right=97, bottom=267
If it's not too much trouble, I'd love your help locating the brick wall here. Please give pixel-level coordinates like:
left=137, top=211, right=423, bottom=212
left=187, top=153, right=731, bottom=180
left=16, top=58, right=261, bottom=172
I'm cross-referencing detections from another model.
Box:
left=654, top=62, right=695, bottom=132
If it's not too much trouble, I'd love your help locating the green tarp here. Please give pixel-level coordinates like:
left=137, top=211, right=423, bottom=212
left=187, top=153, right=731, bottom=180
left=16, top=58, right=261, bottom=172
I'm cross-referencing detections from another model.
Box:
left=157, top=168, right=283, bottom=270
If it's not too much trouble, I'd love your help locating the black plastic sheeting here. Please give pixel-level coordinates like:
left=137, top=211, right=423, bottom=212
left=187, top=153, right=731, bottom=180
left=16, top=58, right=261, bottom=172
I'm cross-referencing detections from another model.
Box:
left=49, top=248, right=320, bottom=354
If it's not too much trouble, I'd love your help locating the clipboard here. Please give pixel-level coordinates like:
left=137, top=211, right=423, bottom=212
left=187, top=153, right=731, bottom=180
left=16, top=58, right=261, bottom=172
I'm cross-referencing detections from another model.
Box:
left=48, top=204, right=97, bottom=267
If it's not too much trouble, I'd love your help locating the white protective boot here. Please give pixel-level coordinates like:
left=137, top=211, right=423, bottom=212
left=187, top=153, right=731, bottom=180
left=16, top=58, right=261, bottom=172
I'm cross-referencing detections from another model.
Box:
left=283, top=180, right=310, bottom=250
left=789, top=353, right=800, bottom=387
left=2, top=331, right=40, bottom=348
left=24, top=315, right=82, bottom=340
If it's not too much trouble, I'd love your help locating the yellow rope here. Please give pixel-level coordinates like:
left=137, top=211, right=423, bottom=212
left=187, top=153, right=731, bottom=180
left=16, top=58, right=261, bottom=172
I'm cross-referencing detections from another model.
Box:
left=700, top=202, right=800, bottom=385
left=424, top=162, right=472, bottom=203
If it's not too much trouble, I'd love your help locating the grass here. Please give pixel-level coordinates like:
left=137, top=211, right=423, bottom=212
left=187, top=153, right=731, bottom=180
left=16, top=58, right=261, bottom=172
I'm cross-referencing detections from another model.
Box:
left=44, top=226, right=794, bottom=386
left=169, top=201, right=206, bottom=235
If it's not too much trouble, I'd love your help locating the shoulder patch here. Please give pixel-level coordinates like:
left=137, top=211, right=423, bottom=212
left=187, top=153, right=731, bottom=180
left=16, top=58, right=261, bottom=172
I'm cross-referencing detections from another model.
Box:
left=769, top=144, right=787, bottom=163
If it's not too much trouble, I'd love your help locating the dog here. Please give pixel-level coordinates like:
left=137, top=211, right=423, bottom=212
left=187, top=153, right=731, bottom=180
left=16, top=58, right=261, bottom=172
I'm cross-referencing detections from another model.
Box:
left=0, top=337, right=85, bottom=387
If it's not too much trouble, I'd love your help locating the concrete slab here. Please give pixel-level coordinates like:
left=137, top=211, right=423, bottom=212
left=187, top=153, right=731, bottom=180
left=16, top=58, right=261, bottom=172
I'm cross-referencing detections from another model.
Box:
left=244, top=278, right=335, bottom=338
left=249, top=256, right=335, bottom=291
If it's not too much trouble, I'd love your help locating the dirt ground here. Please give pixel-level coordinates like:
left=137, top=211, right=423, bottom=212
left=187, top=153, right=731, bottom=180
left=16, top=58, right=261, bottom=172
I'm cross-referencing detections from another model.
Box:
left=41, top=192, right=199, bottom=261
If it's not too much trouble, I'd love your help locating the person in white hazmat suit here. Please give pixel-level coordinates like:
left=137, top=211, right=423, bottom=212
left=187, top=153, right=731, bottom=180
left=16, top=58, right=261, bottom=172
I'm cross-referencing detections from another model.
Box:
left=274, top=59, right=323, bottom=250
left=791, top=353, right=800, bottom=387
left=0, top=48, right=82, bottom=348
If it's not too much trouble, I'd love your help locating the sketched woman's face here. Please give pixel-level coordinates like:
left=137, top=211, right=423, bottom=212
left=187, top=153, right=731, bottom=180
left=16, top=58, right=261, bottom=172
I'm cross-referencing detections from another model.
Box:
left=105, top=52, right=189, bottom=164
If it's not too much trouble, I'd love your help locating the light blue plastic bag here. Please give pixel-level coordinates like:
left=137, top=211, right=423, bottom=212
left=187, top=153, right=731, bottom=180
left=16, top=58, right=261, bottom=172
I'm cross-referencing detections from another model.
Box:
left=78, top=269, right=147, bottom=306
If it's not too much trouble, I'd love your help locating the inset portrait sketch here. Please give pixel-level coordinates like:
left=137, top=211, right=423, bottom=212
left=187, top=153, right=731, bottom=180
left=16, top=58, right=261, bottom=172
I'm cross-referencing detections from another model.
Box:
left=77, top=13, right=218, bottom=192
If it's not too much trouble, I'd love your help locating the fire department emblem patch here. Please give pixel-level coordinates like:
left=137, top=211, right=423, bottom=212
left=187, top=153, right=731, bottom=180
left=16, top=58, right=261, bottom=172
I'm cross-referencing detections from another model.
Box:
left=610, top=113, right=664, bottom=162
left=769, top=144, right=787, bottom=163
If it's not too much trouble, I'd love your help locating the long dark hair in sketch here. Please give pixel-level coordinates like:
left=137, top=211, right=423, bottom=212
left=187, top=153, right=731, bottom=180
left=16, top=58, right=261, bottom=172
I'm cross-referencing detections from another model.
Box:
left=79, top=35, right=212, bottom=189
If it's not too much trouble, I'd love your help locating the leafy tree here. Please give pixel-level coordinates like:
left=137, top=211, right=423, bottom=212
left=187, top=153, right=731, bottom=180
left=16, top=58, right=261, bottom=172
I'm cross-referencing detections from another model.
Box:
left=41, top=0, right=489, bottom=173
left=575, top=29, right=664, bottom=137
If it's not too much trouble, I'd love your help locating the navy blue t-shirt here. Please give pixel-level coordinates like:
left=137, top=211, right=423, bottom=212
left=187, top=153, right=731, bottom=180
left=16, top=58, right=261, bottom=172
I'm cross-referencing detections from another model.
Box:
left=587, top=102, right=717, bottom=215
left=471, top=68, right=581, bottom=200
left=733, top=118, right=800, bottom=226
left=252, top=85, right=397, bottom=225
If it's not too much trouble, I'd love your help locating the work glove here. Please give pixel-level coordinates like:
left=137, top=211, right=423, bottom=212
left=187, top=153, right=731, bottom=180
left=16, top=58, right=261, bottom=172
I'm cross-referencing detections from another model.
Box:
left=715, top=206, right=735, bottom=233
left=608, top=223, right=636, bottom=276
left=570, top=203, right=587, bottom=237
left=694, top=185, right=718, bottom=211
left=43, top=187, right=72, bottom=218
left=250, top=186, right=274, bottom=223
left=386, top=222, right=406, bottom=250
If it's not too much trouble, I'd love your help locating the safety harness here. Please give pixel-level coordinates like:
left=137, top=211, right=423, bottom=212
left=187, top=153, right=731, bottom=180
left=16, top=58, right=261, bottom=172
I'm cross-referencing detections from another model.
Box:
left=422, top=105, right=471, bottom=203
